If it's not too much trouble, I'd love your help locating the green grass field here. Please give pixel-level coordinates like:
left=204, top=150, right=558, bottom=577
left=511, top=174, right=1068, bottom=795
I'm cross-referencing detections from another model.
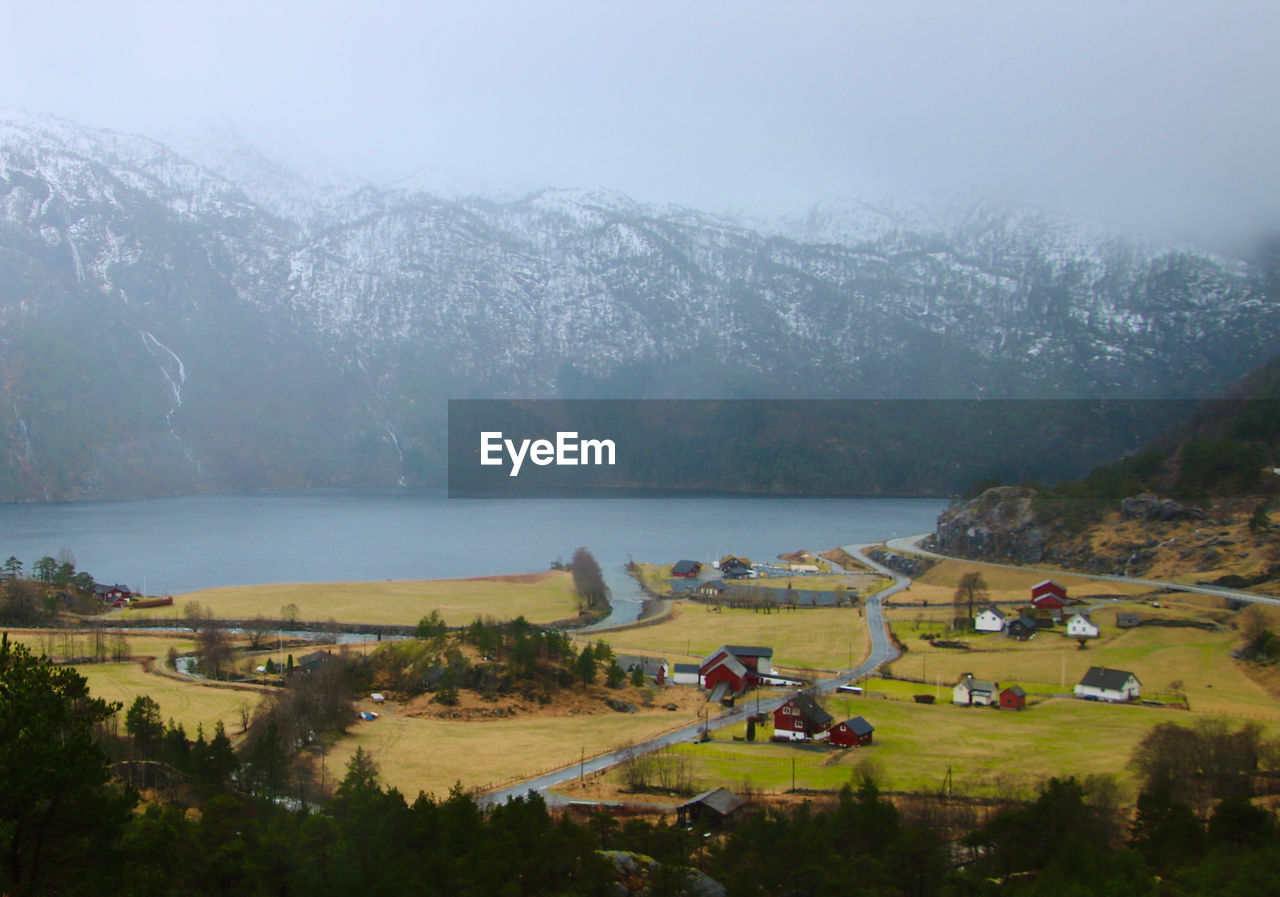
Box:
left=587, top=604, right=869, bottom=673
left=76, top=662, right=259, bottom=735
left=638, top=693, right=1280, bottom=799
left=126, top=571, right=579, bottom=627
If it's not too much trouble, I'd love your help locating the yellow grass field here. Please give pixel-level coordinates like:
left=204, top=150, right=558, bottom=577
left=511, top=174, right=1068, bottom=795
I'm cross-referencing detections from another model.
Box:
left=127, top=571, right=579, bottom=627
left=588, top=604, right=870, bottom=673
left=75, top=662, right=259, bottom=735
left=657, top=694, right=1272, bottom=798
left=328, top=703, right=701, bottom=798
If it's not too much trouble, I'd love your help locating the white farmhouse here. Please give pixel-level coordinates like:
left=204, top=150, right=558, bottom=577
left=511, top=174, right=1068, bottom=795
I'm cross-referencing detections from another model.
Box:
left=1074, top=666, right=1141, bottom=702
left=974, top=606, right=1007, bottom=633
left=1065, top=612, right=1100, bottom=639
left=952, top=673, right=998, bottom=706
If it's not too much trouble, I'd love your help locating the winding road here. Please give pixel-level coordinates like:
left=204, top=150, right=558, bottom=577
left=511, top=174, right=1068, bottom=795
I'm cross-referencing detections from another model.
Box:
left=481, top=544, right=909, bottom=806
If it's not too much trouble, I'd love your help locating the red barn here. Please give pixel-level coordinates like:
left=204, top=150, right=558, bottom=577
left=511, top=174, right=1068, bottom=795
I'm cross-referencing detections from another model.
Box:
left=999, top=685, right=1027, bottom=710
left=699, top=645, right=774, bottom=693
left=1030, top=580, right=1067, bottom=610
left=829, top=716, right=874, bottom=747
left=772, top=693, right=833, bottom=742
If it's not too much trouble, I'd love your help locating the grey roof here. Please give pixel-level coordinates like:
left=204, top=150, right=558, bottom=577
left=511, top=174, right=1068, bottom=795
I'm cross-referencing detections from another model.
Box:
left=1003, top=685, right=1027, bottom=698
left=673, top=663, right=700, bottom=675
left=1079, top=666, right=1139, bottom=691
left=703, top=651, right=747, bottom=678
left=724, top=645, right=773, bottom=658
left=788, top=693, right=834, bottom=728
left=843, top=716, right=874, bottom=736
left=679, top=787, right=744, bottom=817
left=672, top=560, right=701, bottom=575
left=616, top=655, right=666, bottom=677
left=958, top=674, right=996, bottom=694
left=1117, top=613, right=1141, bottom=625
left=979, top=605, right=1006, bottom=619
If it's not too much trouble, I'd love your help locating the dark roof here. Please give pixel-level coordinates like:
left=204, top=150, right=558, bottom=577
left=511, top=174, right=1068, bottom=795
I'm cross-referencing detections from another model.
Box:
left=1002, top=685, right=1027, bottom=698
left=699, top=581, right=727, bottom=592
left=1015, top=614, right=1038, bottom=629
left=679, top=787, right=744, bottom=817
left=672, top=560, right=701, bottom=575
left=787, top=693, right=834, bottom=728
left=1117, top=613, right=1141, bottom=626
left=1079, top=666, right=1139, bottom=691
left=616, top=655, right=666, bottom=676
left=843, top=716, right=874, bottom=736
left=298, top=650, right=336, bottom=668
left=673, top=663, right=700, bottom=675
left=724, top=645, right=773, bottom=658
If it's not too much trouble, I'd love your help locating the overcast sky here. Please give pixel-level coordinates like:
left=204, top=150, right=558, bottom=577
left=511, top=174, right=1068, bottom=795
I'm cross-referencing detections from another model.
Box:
left=3, top=1, right=1278, bottom=250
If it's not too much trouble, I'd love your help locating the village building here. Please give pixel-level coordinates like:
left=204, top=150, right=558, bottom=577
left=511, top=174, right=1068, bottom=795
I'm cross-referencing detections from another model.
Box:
left=999, top=685, right=1027, bottom=710
left=1066, top=612, right=1100, bottom=639
left=696, top=581, right=727, bottom=599
left=1030, top=580, right=1067, bottom=610
left=1006, top=613, right=1038, bottom=641
left=772, top=692, right=834, bottom=741
left=1117, top=613, right=1141, bottom=629
left=615, top=655, right=668, bottom=685
left=671, top=663, right=702, bottom=686
left=676, top=788, right=744, bottom=829
left=719, top=556, right=753, bottom=579
left=94, top=583, right=134, bottom=606
left=952, top=673, right=998, bottom=706
left=671, top=560, right=702, bottom=578
left=974, top=606, right=1007, bottom=633
left=1075, top=666, right=1141, bottom=702
left=296, top=650, right=337, bottom=673
left=828, top=716, right=875, bottom=747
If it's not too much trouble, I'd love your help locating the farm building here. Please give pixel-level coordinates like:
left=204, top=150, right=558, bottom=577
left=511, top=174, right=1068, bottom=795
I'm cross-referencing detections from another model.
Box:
left=999, top=685, right=1027, bottom=710
left=1006, top=614, right=1038, bottom=641
left=296, top=650, right=337, bottom=673
left=1066, top=613, right=1100, bottom=638
left=1075, top=666, right=1141, bottom=702
left=696, top=581, right=727, bottom=598
left=829, top=716, right=874, bottom=747
left=772, top=692, right=834, bottom=742
left=616, top=655, right=668, bottom=685
left=1117, top=613, right=1141, bottom=628
left=94, top=583, right=134, bottom=606
left=672, top=663, right=701, bottom=686
left=677, top=788, right=744, bottom=829
left=1031, top=580, right=1067, bottom=610
left=952, top=673, right=998, bottom=706
left=719, top=556, right=753, bottom=579
left=974, top=606, right=1006, bottom=633
left=671, top=560, right=702, bottom=578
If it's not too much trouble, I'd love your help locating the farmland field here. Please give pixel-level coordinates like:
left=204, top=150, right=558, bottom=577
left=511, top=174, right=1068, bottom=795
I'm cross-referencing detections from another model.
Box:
left=587, top=604, right=869, bottom=673
left=125, top=571, right=579, bottom=627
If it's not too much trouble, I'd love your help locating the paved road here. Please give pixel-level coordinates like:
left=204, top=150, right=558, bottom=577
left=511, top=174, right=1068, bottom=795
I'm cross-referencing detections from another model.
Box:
left=884, top=534, right=1280, bottom=609
left=482, top=544, right=909, bottom=806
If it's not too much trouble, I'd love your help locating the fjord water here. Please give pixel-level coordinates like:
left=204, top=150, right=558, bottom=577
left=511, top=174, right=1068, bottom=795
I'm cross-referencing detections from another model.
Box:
left=0, top=488, right=945, bottom=624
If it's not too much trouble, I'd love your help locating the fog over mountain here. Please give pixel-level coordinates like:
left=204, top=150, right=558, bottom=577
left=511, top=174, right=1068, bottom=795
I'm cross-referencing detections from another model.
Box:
left=1, top=110, right=1278, bottom=499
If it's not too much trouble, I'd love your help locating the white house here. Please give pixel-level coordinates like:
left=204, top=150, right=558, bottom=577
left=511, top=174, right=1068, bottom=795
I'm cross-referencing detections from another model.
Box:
left=1075, top=666, right=1141, bottom=702
left=952, top=673, right=998, bottom=706
left=1066, top=613, right=1099, bottom=639
left=974, top=606, right=1007, bottom=633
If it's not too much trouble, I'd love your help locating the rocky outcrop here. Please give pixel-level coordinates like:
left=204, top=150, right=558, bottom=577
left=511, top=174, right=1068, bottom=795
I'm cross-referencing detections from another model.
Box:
left=1121, top=493, right=1206, bottom=522
left=934, top=487, right=1050, bottom=563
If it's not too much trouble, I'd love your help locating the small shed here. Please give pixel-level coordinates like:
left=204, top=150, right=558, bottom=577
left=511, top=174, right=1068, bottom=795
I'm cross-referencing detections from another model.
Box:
left=829, top=716, right=874, bottom=747
left=672, top=663, right=702, bottom=686
left=1007, top=614, right=1038, bottom=641
left=1117, top=613, right=1141, bottom=629
left=677, top=788, right=744, bottom=829
left=999, top=685, right=1027, bottom=710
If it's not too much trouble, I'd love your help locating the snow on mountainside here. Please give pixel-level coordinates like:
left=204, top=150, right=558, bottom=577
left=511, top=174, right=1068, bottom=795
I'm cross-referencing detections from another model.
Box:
left=1, top=109, right=1278, bottom=499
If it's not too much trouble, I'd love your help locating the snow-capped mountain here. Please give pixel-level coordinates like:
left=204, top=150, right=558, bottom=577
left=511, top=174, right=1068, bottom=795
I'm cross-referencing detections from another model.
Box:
left=1, top=110, right=1277, bottom=499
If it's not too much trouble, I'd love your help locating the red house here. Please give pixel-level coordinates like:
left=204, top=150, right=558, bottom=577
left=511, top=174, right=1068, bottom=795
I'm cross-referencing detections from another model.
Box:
left=999, top=685, right=1027, bottom=710
left=671, top=560, right=702, bottom=578
left=772, top=692, right=833, bottom=742
left=699, top=645, right=774, bottom=694
left=1030, top=580, right=1067, bottom=610
left=829, top=716, right=874, bottom=747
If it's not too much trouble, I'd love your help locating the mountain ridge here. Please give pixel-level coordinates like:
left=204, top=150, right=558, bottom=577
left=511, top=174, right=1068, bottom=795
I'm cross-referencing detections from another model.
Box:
left=2, top=110, right=1278, bottom=500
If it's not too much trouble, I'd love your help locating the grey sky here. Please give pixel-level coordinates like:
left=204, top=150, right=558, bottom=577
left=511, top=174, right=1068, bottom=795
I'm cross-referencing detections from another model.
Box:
left=4, top=1, right=1278, bottom=250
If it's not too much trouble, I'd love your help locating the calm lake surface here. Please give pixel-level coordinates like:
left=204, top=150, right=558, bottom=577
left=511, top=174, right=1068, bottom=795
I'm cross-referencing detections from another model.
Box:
left=0, top=488, right=946, bottom=624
